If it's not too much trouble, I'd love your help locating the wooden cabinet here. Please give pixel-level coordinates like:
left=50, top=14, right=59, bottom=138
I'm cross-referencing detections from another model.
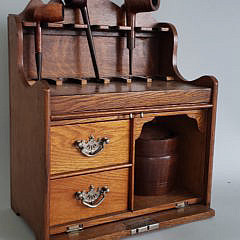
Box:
left=8, top=0, right=218, bottom=239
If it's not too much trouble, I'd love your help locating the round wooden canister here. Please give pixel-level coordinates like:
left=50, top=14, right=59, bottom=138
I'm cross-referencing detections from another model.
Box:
left=135, top=133, right=178, bottom=196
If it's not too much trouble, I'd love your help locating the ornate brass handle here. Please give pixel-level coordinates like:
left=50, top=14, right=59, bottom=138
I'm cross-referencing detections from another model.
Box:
left=74, top=135, right=110, bottom=157
left=75, top=185, right=110, bottom=208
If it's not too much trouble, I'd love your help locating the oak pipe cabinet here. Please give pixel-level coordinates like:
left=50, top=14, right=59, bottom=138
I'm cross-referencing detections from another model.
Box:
left=8, top=0, right=218, bottom=239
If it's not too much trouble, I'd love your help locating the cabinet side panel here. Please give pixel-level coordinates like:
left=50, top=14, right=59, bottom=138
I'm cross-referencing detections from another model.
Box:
left=196, top=78, right=218, bottom=206
left=8, top=15, right=50, bottom=240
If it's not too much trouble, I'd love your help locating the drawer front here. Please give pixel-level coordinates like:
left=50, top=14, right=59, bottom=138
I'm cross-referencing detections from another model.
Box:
left=50, top=120, right=130, bottom=175
left=50, top=168, right=129, bottom=226
left=51, top=89, right=211, bottom=116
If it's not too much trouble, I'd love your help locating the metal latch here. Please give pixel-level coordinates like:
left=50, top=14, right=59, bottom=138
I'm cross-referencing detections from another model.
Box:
left=66, top=224, right=83, bottom=233
left=176, top=201, right=188, bottom=209
left=126, top=219, right=159, bottom=236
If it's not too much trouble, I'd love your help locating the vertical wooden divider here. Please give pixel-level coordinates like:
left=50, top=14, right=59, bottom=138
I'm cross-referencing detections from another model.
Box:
left=129, top=117, right=136, bottom=211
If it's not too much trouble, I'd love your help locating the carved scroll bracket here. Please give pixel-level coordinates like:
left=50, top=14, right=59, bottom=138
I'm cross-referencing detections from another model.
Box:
left=186, top=111, right=207, bottom=133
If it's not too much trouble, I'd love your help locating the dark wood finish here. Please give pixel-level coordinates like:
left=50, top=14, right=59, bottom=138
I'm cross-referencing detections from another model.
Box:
left=19, top=0, right=44, bottom=21
left=135, top=129, right=178, bottom=195
left=50, top=168, right=129, bottom=226
left=135, top=111, right=208, bottom=198
left=8, top=15, right=50, bottom=240
left=8, top=0, right=218, bottom=239
left=50, top=84, right=211, bottom=115
left=125, top=0, right=160, bottom=75
left=50, top=205, right=214, bottom=239
left=23, top=33, right=161, bottom=79
left=50, top=104, right=213, bottom=122
left=193, top=77, right=218, bottom=206
left=162, top=113, right=208, bottom=198
left=125, top=0, right=160, bottom=13
left=155, top=20, right=219, bottom=202
left=33, top=2, right=64, bottom=23
left=49, top=80, right=211, bottom=96
left=60, top=0, right=158, bottom=27
left=35, top=22, right=42, bottom=52
left=64, top=0, right=101, bottom=79
left=134, top=190, right=200, bottom=211
left=65, top=0, right=87, bottom=9
left=26, top=1, right=64, bottom=81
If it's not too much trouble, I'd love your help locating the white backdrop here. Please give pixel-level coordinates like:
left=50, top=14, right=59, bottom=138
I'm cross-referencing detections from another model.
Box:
left=0, top=0, right=240, bottom=239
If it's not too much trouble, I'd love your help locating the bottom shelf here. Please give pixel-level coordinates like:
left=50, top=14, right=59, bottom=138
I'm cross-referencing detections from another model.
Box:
left=134, top=189, right=201, bottom=212
left=50, top=204, right=215, bottom=240
left=50, top=189, right=201, bottom=235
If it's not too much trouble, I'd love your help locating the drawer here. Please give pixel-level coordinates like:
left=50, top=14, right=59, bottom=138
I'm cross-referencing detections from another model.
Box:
left=50, top=168, right=129, bottom=226
left=50, top=120, right=130, bottom=175
left=50, top=82, right=212, bottom=116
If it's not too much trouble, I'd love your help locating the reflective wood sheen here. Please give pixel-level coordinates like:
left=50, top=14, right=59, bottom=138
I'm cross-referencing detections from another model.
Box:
left=50, top=168, right=129, bottom=226
left=50, top=120, right=130, bottom=175
left=50, top=205, right=215, bottom=240
left=50, top=81, right=211, bottom=115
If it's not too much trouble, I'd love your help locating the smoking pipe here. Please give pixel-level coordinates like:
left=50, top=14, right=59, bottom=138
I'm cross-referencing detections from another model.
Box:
left=33, top=3, right=64, bottom=80
left=64, top=0, right=100, bottom=80
left=125, top=0, right=160, bottom=76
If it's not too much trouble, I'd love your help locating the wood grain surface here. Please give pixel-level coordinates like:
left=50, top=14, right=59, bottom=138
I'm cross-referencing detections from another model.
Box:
left=50, top=104, right=213, bottom=122
left=8, top=15, right=50, bottom=240
left=9, top=0, right=218, bottom=238
left=50, top=189, right=201, bottom=235
left=50, top=120, right=130, bottom=175
left=132, top=109, right=205, bottom=140
left=50, top=168, right=129, bottom=226
left=23, top=34, right=160, bottom=79
left=134, top=111, right=207, bottom=198
left=134, top=190, right=200, bottom=211
left=20, top=0, right=158, bottom=26
left=49, top=79, right=211, bottom=96
left=192, top=77, right=218, bottom=206
left=50, top=204, right=215, bottom=240
left=50, top=88, right=211, bottom=115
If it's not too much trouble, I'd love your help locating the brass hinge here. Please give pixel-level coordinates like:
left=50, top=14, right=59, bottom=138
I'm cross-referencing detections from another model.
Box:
left=176, top=201, right=188, bottom=209
left=66, top=224, right=83, bottom=233
left=126, top=219, right=159, bottom=236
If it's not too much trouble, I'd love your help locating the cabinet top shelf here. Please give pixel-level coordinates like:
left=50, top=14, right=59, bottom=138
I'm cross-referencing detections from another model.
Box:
left=49, top=78, right=211, bottom=97
left=49, top=78, right=213, bottom=118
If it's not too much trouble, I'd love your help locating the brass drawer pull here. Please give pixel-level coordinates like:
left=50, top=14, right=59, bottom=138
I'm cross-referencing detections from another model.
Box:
left=74, top=135, right=110, bottom=157
left=75, top=185, right=110, bottom=208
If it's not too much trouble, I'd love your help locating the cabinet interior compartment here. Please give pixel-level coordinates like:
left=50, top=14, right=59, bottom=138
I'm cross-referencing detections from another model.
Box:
left=133, top=113, right=207, bottom=212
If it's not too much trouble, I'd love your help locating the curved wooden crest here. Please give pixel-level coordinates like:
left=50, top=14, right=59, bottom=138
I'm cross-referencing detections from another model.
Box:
left=19, top=0, right=158, bottom=26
